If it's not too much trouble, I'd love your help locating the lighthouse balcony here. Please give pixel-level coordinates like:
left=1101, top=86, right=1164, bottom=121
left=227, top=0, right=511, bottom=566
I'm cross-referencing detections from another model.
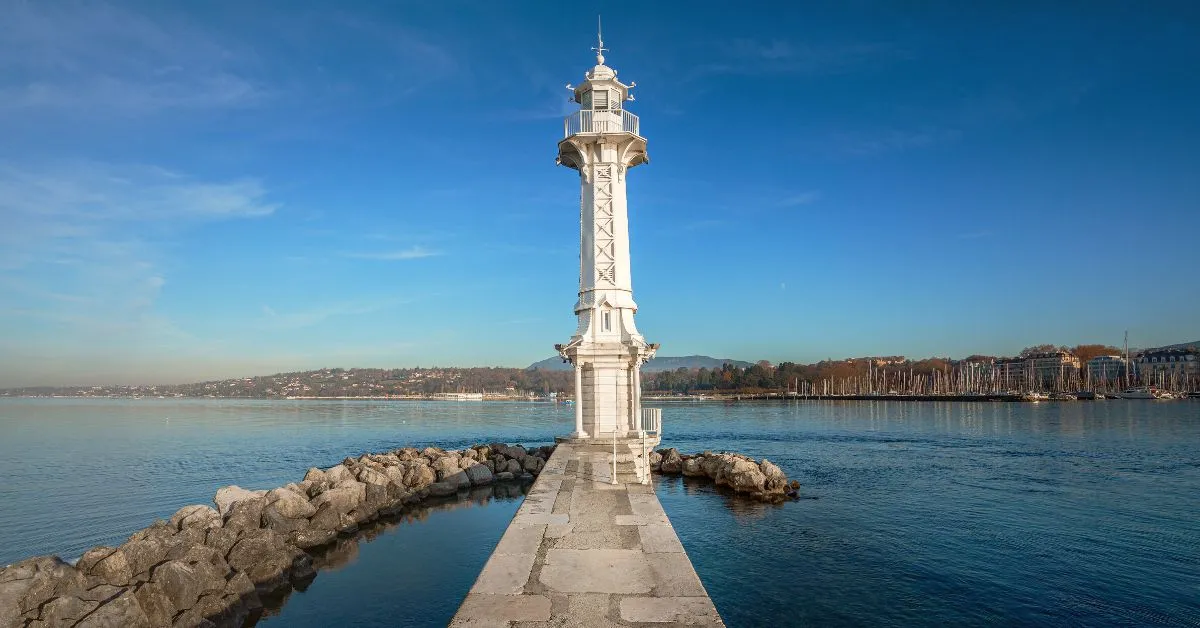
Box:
left=564, top=109, right=640, bottom=137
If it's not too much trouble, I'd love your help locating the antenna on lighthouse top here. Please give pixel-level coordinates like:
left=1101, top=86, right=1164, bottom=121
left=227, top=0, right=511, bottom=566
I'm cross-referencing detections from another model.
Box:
left=592, top=15, right=607, bottom=64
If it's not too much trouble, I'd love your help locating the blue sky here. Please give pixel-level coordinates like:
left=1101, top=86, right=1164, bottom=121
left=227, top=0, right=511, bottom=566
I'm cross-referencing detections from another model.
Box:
left=1, top=1, right=1198, bottom=386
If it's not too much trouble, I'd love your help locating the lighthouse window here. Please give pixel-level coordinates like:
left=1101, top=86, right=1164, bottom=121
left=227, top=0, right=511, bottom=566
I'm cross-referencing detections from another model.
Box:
left=593, top=90, right=609, bottom=110
left=603, top=311, right=612, bottom=331
left=581, top=90, right=592, bottom=109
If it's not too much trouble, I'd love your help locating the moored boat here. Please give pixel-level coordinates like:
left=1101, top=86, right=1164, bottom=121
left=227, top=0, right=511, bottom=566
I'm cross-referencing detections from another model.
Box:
left=1115, top=387, right=1172, bottom=400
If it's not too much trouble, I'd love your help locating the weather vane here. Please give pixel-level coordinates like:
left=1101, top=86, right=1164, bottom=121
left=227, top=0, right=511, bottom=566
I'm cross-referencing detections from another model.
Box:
left=592, top=15, right=607, bottom=64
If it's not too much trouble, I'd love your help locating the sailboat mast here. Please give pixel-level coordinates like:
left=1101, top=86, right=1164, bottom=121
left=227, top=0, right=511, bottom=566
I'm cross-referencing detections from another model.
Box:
left=1124, top=330, right=1130, bottom=388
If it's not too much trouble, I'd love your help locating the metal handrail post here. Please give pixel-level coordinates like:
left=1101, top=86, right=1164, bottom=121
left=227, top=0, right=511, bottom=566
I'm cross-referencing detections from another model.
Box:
left=611, top=430, right=618, bottom=485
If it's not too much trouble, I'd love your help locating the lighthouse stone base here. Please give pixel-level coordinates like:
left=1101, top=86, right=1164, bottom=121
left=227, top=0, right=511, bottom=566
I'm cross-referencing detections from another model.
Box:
left=554, top=433, right=661, bottom=484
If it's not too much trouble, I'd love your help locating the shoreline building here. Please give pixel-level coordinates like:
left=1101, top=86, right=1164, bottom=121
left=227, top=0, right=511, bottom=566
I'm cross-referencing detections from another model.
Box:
left=553, top=34, right=659, bottom=440
left=993, top=351, right=1081, bottom=390
left=1135, top=347, right=1199, bottom=385
left=1087, top=355, right=1133, bottom=386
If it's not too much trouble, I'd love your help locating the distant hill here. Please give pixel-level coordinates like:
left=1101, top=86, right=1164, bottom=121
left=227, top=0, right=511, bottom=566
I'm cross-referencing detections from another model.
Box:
left=527, top=355, right=753, bottom=372
left=1158, top=340, right=1200, bottom=350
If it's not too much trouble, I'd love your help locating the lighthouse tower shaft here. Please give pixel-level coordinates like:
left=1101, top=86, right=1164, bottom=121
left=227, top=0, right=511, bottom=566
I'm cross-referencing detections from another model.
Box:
left=555, top=45, right=656, bottom=439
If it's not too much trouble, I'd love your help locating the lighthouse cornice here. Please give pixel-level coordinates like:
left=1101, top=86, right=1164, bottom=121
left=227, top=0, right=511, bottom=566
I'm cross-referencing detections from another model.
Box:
left=556, top=135, right=648, bottom=172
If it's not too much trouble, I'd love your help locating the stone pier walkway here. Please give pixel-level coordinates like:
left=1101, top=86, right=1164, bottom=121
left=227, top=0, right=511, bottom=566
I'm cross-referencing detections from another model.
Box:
left=450, top=442, right=724, bottom=627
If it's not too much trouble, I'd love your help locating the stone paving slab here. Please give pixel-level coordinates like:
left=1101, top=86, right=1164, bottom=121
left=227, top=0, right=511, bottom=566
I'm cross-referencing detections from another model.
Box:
left=451, top=443, right=724, bottom=627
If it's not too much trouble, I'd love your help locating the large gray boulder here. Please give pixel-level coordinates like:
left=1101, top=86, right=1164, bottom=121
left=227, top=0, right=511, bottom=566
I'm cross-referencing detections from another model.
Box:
left=659, top=448, right=683, bottom=474
left=222, top=570, right=261, bottom=621
left=362, top=483, right=389, bottom=515
left=700, top=454, right=727, bottom=478
left=169, top=505, right=221, bottom=532
left=427, top=481, right=459, bottom=497
left=213, top=486, right=266, bottom=517
left=266, top=487, right=317, bottom=519
left=402, top=463, right=435, bottom=489
left=75, top=588, right=152, bottom=628
left=76, top=547, right=133, bottom=587
left=432, top=456, right=470, bottom=489
left=497, top=444, right=527, bottom=461
left=464, top=464, right=494, bottom=486
left=290, top=527, right=336, bottom=550
left=223, top=496, right=267, bottom=532
left=306, top=502, right=340, bottom=533
left=324, top=464, right=353, bottom=485
left=302, top=467, right=326, bottom=483
left=311, top=484, right=363, bottom=516
left=37, top=594, right=99, bottom=625
left=150, top=561, right=210, bottom=613
left=760, top=459, right=788, bottom=493
left=354, top=466, right=390, bottom=487
left=262, top=504, right=310, bottom=535
left=382, top=465, right=406, bottom=487
left=394, top=447, right=423, bottom=462
left=523, top=456, right=545, bottom=474
left=131, top=580, right=175, bottom=627
left=203, top=525, right=242, bottom=557
left=118, top=523, right=184, bottom=580
left=431, top=456, right=460, bottom=480
left=0, top=556, right=88, bottom=625
left=725, top=459, right=767, bottom=494
left=224, top=530, right=295, bottom=595
left=682, top=457, right=705, bottom=477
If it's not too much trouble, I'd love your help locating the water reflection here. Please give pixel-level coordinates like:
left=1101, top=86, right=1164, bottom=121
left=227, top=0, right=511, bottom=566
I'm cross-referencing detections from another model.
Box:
left=259, top=481, right=529, bottom=625
left=654, top=474, right=786, bottom=522
left=5, top=398, right=1198, bottom=627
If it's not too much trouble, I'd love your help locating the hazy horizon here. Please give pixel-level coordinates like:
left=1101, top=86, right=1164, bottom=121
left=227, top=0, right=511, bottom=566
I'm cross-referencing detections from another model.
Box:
left=2, top=3, right=1198, bottom=388
left=8, top=340, right=1197, bottom=390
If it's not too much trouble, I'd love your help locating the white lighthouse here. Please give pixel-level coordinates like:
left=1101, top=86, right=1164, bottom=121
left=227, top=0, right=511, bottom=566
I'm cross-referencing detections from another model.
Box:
left=555, top=27, right=659, bottom=445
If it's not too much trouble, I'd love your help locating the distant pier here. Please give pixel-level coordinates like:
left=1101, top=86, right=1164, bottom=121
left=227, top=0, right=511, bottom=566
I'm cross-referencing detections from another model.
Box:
left=451, top=442, right=723, bottom=626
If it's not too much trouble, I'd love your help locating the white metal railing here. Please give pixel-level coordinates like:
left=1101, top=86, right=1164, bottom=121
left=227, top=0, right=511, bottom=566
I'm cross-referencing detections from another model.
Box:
left=638, top=408, right=662, bottom=484
left=563, top=109, right=640, bottom=137
left=641, top=407, right=661, bottom=434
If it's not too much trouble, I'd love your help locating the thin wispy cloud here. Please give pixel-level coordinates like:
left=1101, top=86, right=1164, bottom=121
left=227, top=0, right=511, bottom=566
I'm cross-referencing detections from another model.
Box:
left=778, top=191, right=821, bottom=207
left=0, top=161, right=277, bottom=345
left=689, top=39, right=906, bottom=80
left=824, top=128, right=962, bottom=157
left=0, top=1, right=268, bottom=115
left=259, top=299, right=405, bottom=330
left=0, top=2, right=462, bottom=121
left=344, top=246, right=441, bottom=261
left=0, top=162, right=277, bottom=226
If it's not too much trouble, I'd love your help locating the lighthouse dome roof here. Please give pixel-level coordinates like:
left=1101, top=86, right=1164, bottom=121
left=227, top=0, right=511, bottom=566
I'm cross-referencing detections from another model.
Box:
left=587, top=63, right=617, bottom=80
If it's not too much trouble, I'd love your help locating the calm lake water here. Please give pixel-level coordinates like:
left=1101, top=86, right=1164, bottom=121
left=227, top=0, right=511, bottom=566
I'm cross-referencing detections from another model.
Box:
left=1, top=398, right=1198, bottom=626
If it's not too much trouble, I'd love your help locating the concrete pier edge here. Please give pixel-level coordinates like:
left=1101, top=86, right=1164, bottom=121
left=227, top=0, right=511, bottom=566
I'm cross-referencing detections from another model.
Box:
left=451, top=442, right=724, bottom=627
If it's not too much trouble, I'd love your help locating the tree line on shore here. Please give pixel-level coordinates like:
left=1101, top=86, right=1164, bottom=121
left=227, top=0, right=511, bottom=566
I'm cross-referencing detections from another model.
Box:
left=640, top=344, right=1124, bottom=394
left=3, top=344, right=1150, bottom=398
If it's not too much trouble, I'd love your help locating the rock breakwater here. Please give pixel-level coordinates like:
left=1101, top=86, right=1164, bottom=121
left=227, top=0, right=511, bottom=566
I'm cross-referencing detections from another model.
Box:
left=652, top=448, right=800, bottom=502
left=0, top=443, right=553, bottom=628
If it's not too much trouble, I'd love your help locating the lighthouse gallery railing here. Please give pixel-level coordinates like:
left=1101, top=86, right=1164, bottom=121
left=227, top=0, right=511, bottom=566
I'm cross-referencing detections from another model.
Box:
left=564, top=110, right=640, bottom=137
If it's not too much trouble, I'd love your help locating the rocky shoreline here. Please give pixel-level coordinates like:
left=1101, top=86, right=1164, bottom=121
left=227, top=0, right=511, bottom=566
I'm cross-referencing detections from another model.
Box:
left=1, top=442, right=798, bottom=627
left=652, top=448, right=801, bottom=502
left=0, top=443, right=553, bottom=628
